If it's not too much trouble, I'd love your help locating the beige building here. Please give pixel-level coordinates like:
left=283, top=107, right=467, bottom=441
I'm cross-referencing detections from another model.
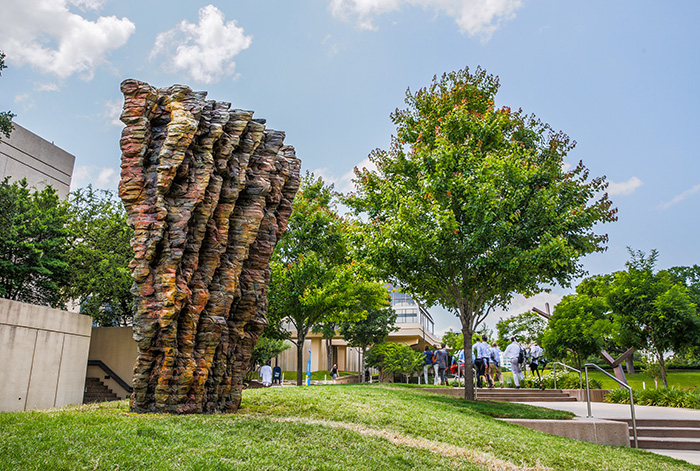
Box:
left=0, top=122, right=75, bottom=198
left=274, top=290, right=441, bottom=372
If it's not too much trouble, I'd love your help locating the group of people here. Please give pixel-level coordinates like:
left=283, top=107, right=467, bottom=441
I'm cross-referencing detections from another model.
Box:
left=504, top=337, right=546, bottom=388
left=422, top=337, right=546, bottom=388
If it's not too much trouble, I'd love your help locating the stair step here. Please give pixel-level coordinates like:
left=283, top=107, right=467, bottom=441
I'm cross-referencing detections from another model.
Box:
left=634, top=427, right=700, bottom=439
left=83, top=377, right=119, bottom=404
left=632, top=437, right=700, bottom=451
left=609, top=418, right=700, bottom=429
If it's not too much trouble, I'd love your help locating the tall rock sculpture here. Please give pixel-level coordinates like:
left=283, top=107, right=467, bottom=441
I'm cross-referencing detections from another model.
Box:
left=118, top=79, right=301, bottom=413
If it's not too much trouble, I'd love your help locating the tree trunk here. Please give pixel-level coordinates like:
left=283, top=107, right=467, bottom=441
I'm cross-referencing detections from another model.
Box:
left=296, top=333, right=306, bottom=386
left=462, top=325, right=475, bottom=401
left=625, top=356, right=635, bottom=375
left=326, top=337, right=333, bottom=371
left=658, top=349, right=668, bottom=388
left=358, top=346, right=366, bottom=383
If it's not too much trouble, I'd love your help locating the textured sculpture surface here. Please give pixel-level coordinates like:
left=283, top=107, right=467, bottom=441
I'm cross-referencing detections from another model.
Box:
left=118, top=79, right=301, bottom=413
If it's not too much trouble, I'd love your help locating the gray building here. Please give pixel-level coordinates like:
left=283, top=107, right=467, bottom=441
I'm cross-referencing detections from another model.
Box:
left=0, top=123, right=75, bottom=198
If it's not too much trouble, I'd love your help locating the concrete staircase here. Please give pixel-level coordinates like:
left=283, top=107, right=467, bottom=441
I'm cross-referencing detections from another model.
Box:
left=476, top=388, right=577, bottom=402
left=83, top=377, right=119, bottom=404
left=605, top=418, right=700, bottom=451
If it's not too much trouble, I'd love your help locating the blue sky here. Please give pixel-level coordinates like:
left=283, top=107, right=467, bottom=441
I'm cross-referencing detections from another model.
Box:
left=1, top=0, right=698, bottom=336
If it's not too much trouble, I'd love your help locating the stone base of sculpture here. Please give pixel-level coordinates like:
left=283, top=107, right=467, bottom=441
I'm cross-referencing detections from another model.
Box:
left=118, top=79, right=300, bottom=413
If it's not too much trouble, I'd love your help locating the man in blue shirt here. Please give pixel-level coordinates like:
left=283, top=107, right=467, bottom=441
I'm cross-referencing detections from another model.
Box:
left=422, top=345, right=434, bottom=385
left=473, top=335, right=491, bottom=388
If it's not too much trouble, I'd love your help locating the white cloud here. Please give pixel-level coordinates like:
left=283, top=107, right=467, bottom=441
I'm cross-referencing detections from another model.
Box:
left=150, top=5, right=252, bottom=84
left=328, top=0, right=522, bottom=39
left=658, top=183, right=700, bottom=210
left=313, top=157, right=377, bottom=194
left=71, top=165, right=120, bottom=191
left=14, top=93, right=35, bottom=110
left=0, top=0, right=135, bottom=80
left=35, top=82, right=60, bottom=92
left=103, top=99, right=123, bottom=127
left=607, top=176, right=642, bottom=196
left=68, top=0, right=106, bottom=11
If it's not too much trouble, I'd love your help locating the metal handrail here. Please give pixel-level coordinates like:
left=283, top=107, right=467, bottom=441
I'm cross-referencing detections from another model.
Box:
left=551, top=361, right=583, bottom=391
left=584, top=363, right=637, bottom=448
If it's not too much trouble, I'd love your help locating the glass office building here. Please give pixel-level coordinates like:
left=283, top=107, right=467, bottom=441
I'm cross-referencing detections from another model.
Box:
left=389, top=289, right=435, bottom=335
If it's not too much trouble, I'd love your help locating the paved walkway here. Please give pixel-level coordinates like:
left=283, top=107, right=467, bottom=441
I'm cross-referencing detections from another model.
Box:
left=518, top=400, right=700, bottom=466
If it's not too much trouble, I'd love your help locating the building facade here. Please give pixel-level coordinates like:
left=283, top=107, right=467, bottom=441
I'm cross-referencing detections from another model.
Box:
left=0, top=123, right=75, bottom=198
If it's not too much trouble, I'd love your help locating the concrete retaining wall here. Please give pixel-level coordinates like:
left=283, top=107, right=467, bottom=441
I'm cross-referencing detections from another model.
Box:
left=0, top=298, right=92, bottom=411
left=502, top=418, right=630, bottom=447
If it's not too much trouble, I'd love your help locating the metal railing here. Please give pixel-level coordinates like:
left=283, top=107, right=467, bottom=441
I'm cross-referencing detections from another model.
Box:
left=584, top=363, right=637, bottom=448
left=551, top=361, right=583, bottom=391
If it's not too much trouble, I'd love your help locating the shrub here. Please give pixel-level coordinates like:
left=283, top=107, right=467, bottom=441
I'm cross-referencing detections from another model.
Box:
left=523, top=371, right=601, bottom=390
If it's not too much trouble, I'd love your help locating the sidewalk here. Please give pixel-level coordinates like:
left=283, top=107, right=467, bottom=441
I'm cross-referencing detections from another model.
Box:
left=517, top=400, right=700, bottom=466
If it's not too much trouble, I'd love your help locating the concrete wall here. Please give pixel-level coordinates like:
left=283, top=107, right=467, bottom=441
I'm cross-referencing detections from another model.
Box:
left=87, top=326, right=137, bottom=399
left=0, top=298, right=92, bottom=411
left=0, top=122, right=75, bottom=198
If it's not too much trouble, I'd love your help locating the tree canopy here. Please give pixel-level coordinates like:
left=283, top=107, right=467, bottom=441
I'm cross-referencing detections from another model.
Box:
left=339, top=305, right=398, bottom=382
left=268, top=174, right=389, bottom=385
left=365, top=342, right=422, bottom=383
left=347, top=66, right=617, bottom=399
left=0, top=51, right=15, bottom=139
left=0, top=178, right=70, bottom=307
left=607, top=249, right=700, bottom=386
left=496, top=311, right=547, bottom=350
left=63, top=186, right=134, bottom=326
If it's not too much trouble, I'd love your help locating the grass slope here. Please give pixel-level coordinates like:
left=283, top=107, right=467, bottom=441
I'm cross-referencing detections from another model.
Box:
left=0, top=384, right=696, bottom=470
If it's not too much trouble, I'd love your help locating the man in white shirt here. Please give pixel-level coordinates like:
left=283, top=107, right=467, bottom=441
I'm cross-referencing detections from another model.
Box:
left=473, top=335, right=491, bottom=388
left=503, top=337, right=524, bottom=388
left=260, top=362, right=273, bottom=387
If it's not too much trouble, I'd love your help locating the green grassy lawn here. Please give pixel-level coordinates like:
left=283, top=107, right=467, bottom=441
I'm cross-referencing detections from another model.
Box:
left=584, top=369, right=700, bottom=390
left=497, top=369, right=700, bottom=390
left=279, top=370, right=357, bottom=381
left=1, top=384, right=697, bottom=470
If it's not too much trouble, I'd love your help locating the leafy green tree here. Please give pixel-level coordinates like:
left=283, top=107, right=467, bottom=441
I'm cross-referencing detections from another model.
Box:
left=246, top=336, right=291, bottom=381
left=607, top=249, right=700, bottom=387
left=339, top=305, right=398, bottom=382
left=0, top=178, right=70, bottom=307
left=63, top=186, right=133, bottom=325
left=541, top=293, right=611, bottom=369
left=269, top=174, right=389, bottom=385
left=0, top=51, right=15, bottom=139
left=496, top=311, right=547, bottom=350
left=365, top=342, right=422, bottom=383
left=347, top=67, right=617, bottom=399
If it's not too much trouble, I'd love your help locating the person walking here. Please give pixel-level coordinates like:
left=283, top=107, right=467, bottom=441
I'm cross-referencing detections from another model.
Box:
left=330, top=363, right=339, bottom=384
left=488, top=342, right=501, bottom=387
left=504, top=337, right=524, bottom=388
left=422, top=345, right=434, bottom=385
left=473, top=335, right=490, bottom=388
left=529, top=342, right=545, bottom=385
left=436, top=343, right=449, bottom=385
left=260, top=362, right=273, bottom=387
left=433, top=345, right=441, bottom=385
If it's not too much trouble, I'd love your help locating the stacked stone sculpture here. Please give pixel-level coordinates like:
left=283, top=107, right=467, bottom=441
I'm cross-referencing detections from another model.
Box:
left=118, top=79, right=301, bottom=413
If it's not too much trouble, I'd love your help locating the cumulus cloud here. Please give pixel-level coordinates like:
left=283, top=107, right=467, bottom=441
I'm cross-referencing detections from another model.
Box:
left=313, top=157, right=377, bottom=194
left=150, top=5, right=252, bottom=84
left=658, top=183, right=700, bottom=210
left=35, top=82, right=60, bottom=92
left=103, top=99, right=124, bottom=127
left=71, top=165, right=120, bottom=191
left=328, top=0, right=522, bottom=39
left=0, top=0, right=135, bottom=80
left=607, top=176, right=642, bottom=196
